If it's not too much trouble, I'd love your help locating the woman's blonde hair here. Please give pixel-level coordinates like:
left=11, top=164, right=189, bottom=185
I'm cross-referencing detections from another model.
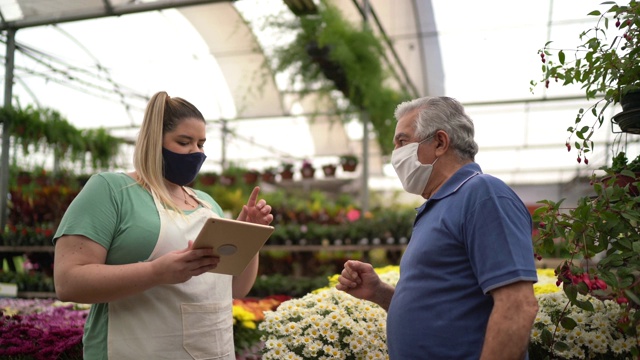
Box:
left=133, top=91, right=205, bottom=212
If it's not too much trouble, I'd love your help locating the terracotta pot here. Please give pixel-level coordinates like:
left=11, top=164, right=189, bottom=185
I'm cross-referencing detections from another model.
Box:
left=261, top=172, right=276, bottom=183
left=322, top=165, right=337, bottom=177
left=280, top=170, right=294, bottom=181
left=243, top=172, right=259, bottom=185
left=199, top=174, right=218, bottom=186
left=301, top=167, right=315, bottom=179
left=341, top=163, right=357, bottom=172
left=601, top=173, right=640, bottom=196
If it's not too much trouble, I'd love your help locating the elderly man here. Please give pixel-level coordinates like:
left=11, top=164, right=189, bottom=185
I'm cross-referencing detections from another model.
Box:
left=336, top=96, right=539, bottom=359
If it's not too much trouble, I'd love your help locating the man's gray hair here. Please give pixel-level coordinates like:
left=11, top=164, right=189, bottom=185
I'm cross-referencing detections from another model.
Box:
left=394, top=96, right=478, bottom=161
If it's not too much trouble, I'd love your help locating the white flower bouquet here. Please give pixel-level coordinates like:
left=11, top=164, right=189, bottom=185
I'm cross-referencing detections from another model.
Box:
left=259, top=266, right=399, bottom=360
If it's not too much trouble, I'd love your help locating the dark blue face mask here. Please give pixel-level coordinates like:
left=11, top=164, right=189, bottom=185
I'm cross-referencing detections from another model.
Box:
left=162, top=147, right=206, bottom=186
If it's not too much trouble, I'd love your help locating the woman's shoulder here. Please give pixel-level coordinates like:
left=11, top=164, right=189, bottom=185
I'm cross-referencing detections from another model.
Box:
left=81, top=172, right=139, bottom=195
left=88, top=172, right=137, bottom=186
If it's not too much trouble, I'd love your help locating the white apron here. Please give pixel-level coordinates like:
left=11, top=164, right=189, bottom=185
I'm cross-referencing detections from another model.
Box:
left=106, top=189, right=235, bottom=360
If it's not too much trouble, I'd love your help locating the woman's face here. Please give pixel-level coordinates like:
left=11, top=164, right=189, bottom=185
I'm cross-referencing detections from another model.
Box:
left=162, top=118, right=206, bottom=154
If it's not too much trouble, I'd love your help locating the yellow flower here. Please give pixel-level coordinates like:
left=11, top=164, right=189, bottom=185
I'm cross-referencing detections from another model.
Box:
left=233, top=304, right=257, bottom=329
left=534, top=268, right=561, bottom=296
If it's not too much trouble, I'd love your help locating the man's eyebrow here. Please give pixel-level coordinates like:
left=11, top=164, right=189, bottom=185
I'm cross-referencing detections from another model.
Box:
left=394, top=132, right=409, bottom=142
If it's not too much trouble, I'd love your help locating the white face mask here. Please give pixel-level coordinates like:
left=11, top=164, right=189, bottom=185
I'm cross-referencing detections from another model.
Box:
left=391, top=136, right=438, bottom=195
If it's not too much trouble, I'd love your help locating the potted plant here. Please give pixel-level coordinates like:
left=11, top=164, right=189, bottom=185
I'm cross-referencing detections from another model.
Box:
left=257, top=1, right=411, bottom=156
left=339, top=154, right=358, bottom=172
left=242, top=169, right=260, bottom=185
left=261, top=167, right=277, bottom=183
left=300, top=159, right=315, bottom=179
left=532, top=0, right=640, bottom=163
left=197, top=172, right=218, bottom=186
left=279, top=161, right=295, bottom=181
left=321, top=163, right=337, bottom=177
left=600, top=151, right=640, bottom=195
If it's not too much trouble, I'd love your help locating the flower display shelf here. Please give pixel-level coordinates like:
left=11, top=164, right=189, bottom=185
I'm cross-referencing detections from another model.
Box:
left=262, top=244, right=407, bottom=253
left=270, top=178, right=354, bottom=193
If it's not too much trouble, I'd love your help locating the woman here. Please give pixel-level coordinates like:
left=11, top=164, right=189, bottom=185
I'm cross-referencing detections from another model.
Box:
left=53, top=91, right=273, bottom=359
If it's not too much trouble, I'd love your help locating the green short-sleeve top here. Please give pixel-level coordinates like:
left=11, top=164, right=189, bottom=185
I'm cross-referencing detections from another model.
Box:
left=53, top=172, right=224, bottom=359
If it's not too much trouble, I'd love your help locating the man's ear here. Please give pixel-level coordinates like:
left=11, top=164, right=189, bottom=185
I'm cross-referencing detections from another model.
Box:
left=434, top=130, right=449, bottom=156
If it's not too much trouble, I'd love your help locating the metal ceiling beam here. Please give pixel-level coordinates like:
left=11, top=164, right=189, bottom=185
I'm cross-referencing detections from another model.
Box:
left=0, top=0, right=230, bottom=31
left=350, top=0, right=420, bottom=98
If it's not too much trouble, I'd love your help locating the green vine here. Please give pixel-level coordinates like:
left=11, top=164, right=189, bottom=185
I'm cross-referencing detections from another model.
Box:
left=261, top=1, right=410, bottom=155
left=0, top=105, right=122, bottom=170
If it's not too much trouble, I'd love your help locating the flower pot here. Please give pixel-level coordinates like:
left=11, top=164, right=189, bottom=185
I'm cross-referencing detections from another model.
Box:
left=199, top=174, right=218, bottom=186
left=613, top=89, right=640, bottom=134
left=322, top=165, right=337, bottom=177
left=280, top=169, right=294, bottom=181
left=261, top=172, right=276, bottom=184
left=621, top=89, right=640, bottom=112
left=300, top=167, right=315, bottom=179
left=601, top=173, right=640, bottom=196
left=341, top=163, right=357, bottom=172
left=243, top=172, right=259, bottom=185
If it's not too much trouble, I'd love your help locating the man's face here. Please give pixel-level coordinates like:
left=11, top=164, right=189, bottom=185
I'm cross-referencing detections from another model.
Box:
left=393, top=109, right=420, bottom=150
left=393, top=109, right=436, bottom=165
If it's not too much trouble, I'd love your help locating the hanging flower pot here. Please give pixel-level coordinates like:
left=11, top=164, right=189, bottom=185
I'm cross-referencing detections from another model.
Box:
left=198, top=173, right=218, bottom=186
left=340, top=155, right=359, bottom=172
left=322, top=164, right=337, bottom=177
left=301, top=167, right=315, bottom=179
left=243, top=170, right=260, bottom=185
left=613, top=89, right=640, bottom=134
left=300, top=159, right=315, bottom=179
left=280, top=170, right=294, bottom=181
left=279, top=162, right=295, bottom=181
left=261, top=169, right=277, bottom=184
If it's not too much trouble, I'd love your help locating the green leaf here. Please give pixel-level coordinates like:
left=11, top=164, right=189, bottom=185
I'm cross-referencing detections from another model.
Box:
left=564, top=285, right=578, bottom=302
left=553, top=341, right=570, bottom=352
left=540, top=328, right=553, bottom=346
left=560, top=316, right=577, bottom=330
left=575, top=298, right=594, bottom=312
left=625, top=289, right=640, bottom=306
left=558, top=50, right=565, bottom=65
left=587, top=10, right=602, bottom=16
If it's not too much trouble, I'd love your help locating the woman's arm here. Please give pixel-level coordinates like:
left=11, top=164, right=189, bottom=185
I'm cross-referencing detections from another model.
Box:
left=232, top=253, right=259, bottom=298
left=54, top=235, right=219, bottom=303
left=232, top=186, right=273, bottom=298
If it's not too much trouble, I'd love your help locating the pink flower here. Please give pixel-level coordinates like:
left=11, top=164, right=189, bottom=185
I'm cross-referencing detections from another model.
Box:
left=346, top=209, right=361, bottom=222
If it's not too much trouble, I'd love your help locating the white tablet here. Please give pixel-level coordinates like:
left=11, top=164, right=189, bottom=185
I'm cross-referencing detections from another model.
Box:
left=192, top=217, right=275, bottom=276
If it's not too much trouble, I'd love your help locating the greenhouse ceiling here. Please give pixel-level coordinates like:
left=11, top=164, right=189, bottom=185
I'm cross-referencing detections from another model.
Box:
left=0, top=0, right=638, bottom=191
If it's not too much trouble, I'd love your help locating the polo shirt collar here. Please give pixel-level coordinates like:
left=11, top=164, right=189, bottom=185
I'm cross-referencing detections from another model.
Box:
left=416, top=162, right=482, bottom=212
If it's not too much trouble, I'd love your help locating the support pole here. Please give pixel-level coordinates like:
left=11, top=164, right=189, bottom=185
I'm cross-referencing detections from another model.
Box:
left=360, top=0, right=370, bottom=214
left=0, top=28, right=16, bottom=232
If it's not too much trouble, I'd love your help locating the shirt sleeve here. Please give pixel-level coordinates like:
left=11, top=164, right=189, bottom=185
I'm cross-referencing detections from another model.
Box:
left=464, top=186, right=538, bottom=294
left=53, top=174, right=120, bottom=250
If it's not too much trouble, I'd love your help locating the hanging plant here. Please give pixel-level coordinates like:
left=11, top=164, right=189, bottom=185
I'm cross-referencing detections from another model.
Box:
left=531, top=0, right=640, bottom=163
left=0, top=105, right=123, bottom=170
left=259, top=1, right=410, bottom=155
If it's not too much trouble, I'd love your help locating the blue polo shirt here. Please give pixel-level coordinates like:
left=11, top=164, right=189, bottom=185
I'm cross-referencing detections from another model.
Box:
left=386, top=163, right=537, bottom=359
